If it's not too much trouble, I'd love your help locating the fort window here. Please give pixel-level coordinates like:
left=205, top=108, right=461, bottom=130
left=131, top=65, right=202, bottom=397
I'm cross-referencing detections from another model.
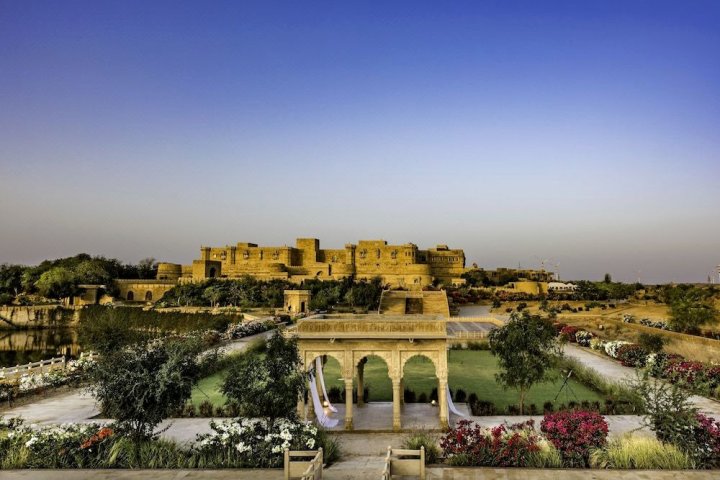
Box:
left=126, top=291, right=134, bottom=301
left=145, top=291, right=152, bottom=301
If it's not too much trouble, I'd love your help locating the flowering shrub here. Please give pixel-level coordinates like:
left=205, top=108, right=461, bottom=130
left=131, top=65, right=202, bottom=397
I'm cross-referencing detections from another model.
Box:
left=222, top=320, right=274, bottom=341
left=440, top=419, right=547, bottom=467
left=552, top=323, right=567, bottom=335
left=540, top=410, right=608, bottom=467
left=589, top=338, right=605, bottom=351
left=560, top=326, right=579, bottom=343
left=603, top=340, right=631, bottom=359
left=639, top=318, right=671, bottom=330
left=193, top=418, right=319, bottom=468
left=694, top=413, right=720, bottom=467
left=575, top=331, right=594, bottom=347
left=0, top=420, right=115, bottom=468
left=615, top=344, right=648, bottom=368
left=664, top=360, right=711, bottom=386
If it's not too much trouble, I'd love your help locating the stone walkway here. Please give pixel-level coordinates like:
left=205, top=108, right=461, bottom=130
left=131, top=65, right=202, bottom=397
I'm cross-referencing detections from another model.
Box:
left=564, top=344, right=720, bottom=417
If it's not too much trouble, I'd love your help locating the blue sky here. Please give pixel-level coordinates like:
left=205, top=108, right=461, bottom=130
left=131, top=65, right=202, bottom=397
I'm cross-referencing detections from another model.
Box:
left=1, top=1, right=718, bottom=283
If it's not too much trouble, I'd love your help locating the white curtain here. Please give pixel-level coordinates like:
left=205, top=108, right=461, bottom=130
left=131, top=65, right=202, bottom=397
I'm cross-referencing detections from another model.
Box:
left=447, top=385, right=466, bottom=417
left=308, top=373, right=339, bottom=428
left=316, top=357, right=338, bottom=412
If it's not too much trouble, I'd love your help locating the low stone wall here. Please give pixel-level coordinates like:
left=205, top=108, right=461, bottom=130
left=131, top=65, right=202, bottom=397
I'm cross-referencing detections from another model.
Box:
left=0, top=305, right=78, bottom=329
left=426, top=467, right=717, bottom=479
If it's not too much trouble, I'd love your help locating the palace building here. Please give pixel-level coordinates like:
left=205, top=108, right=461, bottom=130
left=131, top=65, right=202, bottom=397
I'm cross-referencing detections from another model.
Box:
left=116, top=238, right=466, bottom=302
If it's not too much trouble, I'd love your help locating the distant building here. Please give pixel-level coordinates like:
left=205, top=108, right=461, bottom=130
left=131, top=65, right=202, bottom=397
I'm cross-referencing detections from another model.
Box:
left=116, top=237, right=466, bottom=302
left=548, top=282, right=577, bottom=292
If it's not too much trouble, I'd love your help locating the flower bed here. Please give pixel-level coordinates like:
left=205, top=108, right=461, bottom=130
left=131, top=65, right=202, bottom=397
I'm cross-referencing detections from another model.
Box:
left=440, top=419, right=552, bottom=467
left=0, top=416, right=327, bottom=469
left=194, top=418, right=319, bottom=467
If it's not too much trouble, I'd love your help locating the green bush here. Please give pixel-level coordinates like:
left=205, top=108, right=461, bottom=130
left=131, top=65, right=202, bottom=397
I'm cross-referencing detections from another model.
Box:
left=403, top=430, right=441, bottom=464
left=637, top=332, right=666, bottom=353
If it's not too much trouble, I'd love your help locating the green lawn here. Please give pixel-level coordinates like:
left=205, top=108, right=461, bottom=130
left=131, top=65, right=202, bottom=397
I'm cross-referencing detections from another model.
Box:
left=190, top=350, right=603, bottom=411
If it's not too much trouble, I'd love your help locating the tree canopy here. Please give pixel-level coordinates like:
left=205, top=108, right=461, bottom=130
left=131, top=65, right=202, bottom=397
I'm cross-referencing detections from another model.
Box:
left=488, top=311, right=558, bottom=414
left=222, top=330, right=306, bottom=425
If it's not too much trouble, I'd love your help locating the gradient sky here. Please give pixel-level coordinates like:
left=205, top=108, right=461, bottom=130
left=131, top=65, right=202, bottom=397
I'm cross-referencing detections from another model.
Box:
left=1, top=1, right=719, bottom=284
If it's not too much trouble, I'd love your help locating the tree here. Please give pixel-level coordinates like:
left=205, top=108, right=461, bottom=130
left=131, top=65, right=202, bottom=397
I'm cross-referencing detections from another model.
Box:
left=603, top=273, right=612, bottom=284
left=222, top=330, right=306, bottom=425
left=34, top=267, right=78, bottom=299
left=488, top=312, right=558, bottom=414
left=136, top=257, right=158, bottom=279
left=669, top=287, right=718, bottom=333
left=0, top=264, right=26, bottom=297
left=89, top=336, right=205, bottom=439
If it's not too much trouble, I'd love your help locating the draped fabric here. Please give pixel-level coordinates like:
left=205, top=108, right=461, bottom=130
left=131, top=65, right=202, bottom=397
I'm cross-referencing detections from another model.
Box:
left=316, top=357, right=338, bottom=413
left=447, top=385, right=466, bottom=417
left=308, top=373, right=339, bottom=428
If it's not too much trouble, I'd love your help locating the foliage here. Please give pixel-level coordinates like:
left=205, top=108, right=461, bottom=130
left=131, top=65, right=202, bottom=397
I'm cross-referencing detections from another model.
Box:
left=403, top=430, right=441, bottom=464
left=0, top=417, right=336, bottom=469
left=34, top=267, right=79, bottom=299
left=632, top=372, right=720, bottom=466
left=637, top=332, right=666, bottom=353
left=89, top=337, right=205, bottom=439
left=668, top=285, right=718, bottom=333
left=540, top=410, right=608, bottom=467
left=193, top=418, right=320, bottom=468
left=589, top=435, right=693, bottom=469
left=0, top=264, right=25, bottom=297
left=488, top=312, right=558, bottom=413
left=222, top=330, right=305, bottom=424
left=574, top=330, right=594, bottom=347
left=615, top=344, right=648, bottom=368
left=603, top=340, right=632, bottom=359
left=441, top=419, right=548, bottom=467
left=79, top=306, right=241, bottom=347
left=559, top=325, right=578, bottom=342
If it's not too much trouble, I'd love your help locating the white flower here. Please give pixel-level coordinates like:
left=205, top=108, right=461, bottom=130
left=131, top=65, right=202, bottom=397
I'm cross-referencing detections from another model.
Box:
left=236, top=442, right=251, bottom=453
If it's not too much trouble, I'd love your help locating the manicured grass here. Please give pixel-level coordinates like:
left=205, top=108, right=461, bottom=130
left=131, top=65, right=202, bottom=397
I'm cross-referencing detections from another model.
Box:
left=191, top=370, right=228, bottom=406
left=322, top=351, right=603, bottom=409
left=192, top=350, right=604, bottom=411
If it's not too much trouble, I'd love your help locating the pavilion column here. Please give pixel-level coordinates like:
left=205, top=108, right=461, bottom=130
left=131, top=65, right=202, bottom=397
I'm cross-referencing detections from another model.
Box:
left=438, top=377, right=449, bottom=430
left=392, top=378, right=402, bottom=432
left=344, top=378, right=354, bottom=430
left=356, top=361, right=365, bottom=407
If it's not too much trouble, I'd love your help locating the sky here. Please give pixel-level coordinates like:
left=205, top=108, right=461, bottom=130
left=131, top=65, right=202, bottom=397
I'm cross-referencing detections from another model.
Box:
left=0, top=1, right=719, bottom=284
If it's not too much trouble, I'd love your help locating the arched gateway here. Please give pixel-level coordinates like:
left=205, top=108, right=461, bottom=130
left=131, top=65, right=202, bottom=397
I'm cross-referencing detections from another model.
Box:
left=291, top=314, right=449, bottom=431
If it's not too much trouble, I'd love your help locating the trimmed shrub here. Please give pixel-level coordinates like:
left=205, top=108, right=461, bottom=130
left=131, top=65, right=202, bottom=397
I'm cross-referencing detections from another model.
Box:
left=540, top=410, right=608, bottom=467
left=454, top=388, right=467, bottom=403
left=440, top=420, right=544, bottom=467
left=560, top=326, right=579, bottom=343
left=615, top=344, right=648, bottom=368
left=575, top=330, right=594, bottom=347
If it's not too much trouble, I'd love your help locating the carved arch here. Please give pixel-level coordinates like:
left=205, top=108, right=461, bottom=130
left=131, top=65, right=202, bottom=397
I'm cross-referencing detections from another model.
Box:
left=302, top=351, right=345, bottom=375
left=400, top=351, right=440, bottom=378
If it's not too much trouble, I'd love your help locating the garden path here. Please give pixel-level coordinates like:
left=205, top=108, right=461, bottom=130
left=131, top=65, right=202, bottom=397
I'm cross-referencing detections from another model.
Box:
left=564, top=344, right=720, bottom=417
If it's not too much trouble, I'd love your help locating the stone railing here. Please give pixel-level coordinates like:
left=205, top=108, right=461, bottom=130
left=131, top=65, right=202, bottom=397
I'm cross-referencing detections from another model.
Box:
left=0, top=352, right=98, bottom=382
